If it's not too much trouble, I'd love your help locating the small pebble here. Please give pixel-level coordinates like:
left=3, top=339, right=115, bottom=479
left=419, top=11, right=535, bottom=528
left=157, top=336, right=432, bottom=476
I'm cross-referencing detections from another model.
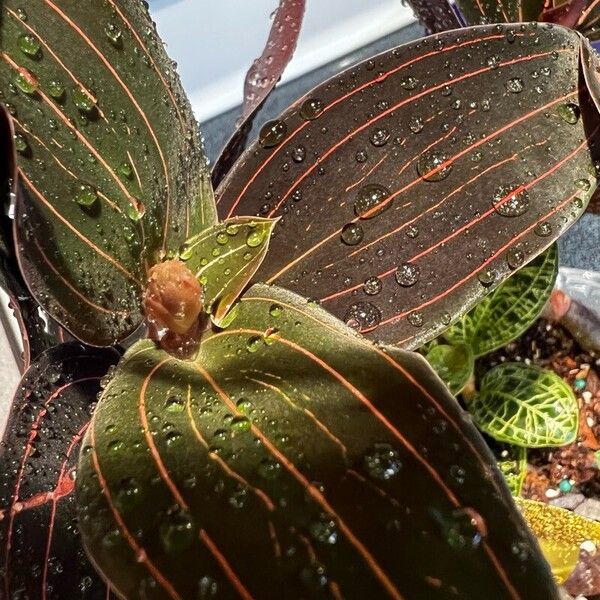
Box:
left=575, top=497, right=600, bottom=521
left=559, top=479, right=573, bottom=494
left=580, top=540, right=597, bottom=553
left=574, top=378, right=587, bottom=392
left=583, top=391, right=593, bottom=403
left=545, top=488, right=560, bottom=499
left=551, top=493, right=585, bottom=510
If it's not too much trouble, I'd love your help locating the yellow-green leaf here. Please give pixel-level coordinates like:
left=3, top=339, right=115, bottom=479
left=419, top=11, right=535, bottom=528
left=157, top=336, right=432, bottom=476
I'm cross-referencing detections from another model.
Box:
left=180, top=217, right=278, bottom=325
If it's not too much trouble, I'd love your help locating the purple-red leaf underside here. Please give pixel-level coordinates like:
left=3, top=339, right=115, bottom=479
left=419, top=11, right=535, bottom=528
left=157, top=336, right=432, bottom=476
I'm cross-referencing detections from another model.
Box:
left=216, top=23, right=600, bottom=349
left=212, top=0, right=306, bottom=187
left=406, top=0, right=462, bottom=33
left=0, top=343, right=120, bottom=599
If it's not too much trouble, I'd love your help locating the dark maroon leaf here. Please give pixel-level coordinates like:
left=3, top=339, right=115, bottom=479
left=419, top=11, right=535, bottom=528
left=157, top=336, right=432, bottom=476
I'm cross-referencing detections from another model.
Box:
left=0, top=342, right=120, bottom=599
left=0, top=105, right=58, bottom=370
left=406, top=0, right=463, bottom=33
left=212, top=0, right=306, bottom=187
left=541, top=0, right=590, bottom=29
left=216, top=23, right=600, bottom=349
left=454, top=0, right=545, bottom=24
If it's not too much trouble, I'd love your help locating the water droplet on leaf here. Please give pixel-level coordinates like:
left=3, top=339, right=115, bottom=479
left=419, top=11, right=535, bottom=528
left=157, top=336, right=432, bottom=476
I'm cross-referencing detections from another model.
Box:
left=395, top=263, right=420, bottom=287
left=340, top=222, right=363, bottom=245
left=299, top=98, right=323, bottom=120
left=417, top=151, right=452, bottom=182
left=354, top=183, right=391, bottom=218
left=259, top=120, right=287, bottom=148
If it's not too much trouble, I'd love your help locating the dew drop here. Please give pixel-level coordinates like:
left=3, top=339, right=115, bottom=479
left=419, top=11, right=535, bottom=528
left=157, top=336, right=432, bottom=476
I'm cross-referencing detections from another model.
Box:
left=14, top=67, right=38, bottom=94
left=557, top=102, right=580, bottom=125
left=443, top=507, right=487, bottom=551
left=216, top=232, right=229, bottom=245
left=340, top=223, right=363, bottom=245
left=165, top=394, right=185, bottom=413
left=369, top=128, right=390, bottom=147
left=477, top=268, right=496, bottom=287
left=363, top=443, right=402, bottom=480
left=492, top=185, right=529, bottom=217
left=409, top=117, right=424, bottom=133
left=363, top=276, right=382, bottom=296
left=405, top=225, right=419, bottom=239
left=291, top=145, right=306, bottom=163
left=400, top=76, right=418, bottom=90
left=13, top=132, right=29, bottom=154
left=160, top=507, right=194, bottom=552
left=309, top=515, right=338, bottom=545
left=505, top=78, right=524, bottom=93
left=258, top=459, right=282, bottom=480
left=506, top=247, right=525, bottom=270
left=104, top=22, right=123, bottom=46
left=269, top=304, right=282, bottom=317
left=395, top=262, right=420, bottom=287
left=534, top=221, right=552, bottom=237
left=74, top=184, right=98, bottom=207
left=417, top=151, right=452, bottom=182
left=17, top=34, right=40, bottom=59
left=118, top=161, right=133, bottom=179
left=47, top=79, right=65, bottom=100
left=576, top=178, right=591, bottom=191
left=355, top=150, right=368, bottom=163
left=246, top=228, right=265, bottom=248
left=354, top=183, right=391, bottom=219
left=231, top=416, right=251, bottom=432
left=299, top=98, right=323, bottom=120
left=259, top=119, right=287, bottom=148
left=407, top=311, right=424, bottom=327
left=344, top=302, right=381, bottom=331
left=246, top=336, right=262, bottom=353
left=72, top=87, right=96, bottom=113
left=15, top=7, right=27, bottom=20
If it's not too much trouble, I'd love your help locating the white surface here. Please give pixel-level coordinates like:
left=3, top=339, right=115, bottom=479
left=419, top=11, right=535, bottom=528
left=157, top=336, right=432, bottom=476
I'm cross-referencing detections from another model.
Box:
left=152, top=0, right=416, bottom=122
left=0, top=289, right=21, bottom=436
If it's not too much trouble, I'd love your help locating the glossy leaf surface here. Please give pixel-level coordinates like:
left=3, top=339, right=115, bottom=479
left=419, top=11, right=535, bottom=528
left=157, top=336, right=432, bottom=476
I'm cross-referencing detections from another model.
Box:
left=77, top=283, right=558, bottom=599
left=0, top=0, right=216, bottom=346
left=471, top=362, right=578, bottom=447
left=444, top=245, right=558, bottom=357
left=0, top=343, right=120, bottom=599
left=455, top=0, right=544, bottom=24
left=181, top=217, right=278, bottom=324
left=216, top=23, right=600, bottom=350
left=425, top=342, right=474, bottom=394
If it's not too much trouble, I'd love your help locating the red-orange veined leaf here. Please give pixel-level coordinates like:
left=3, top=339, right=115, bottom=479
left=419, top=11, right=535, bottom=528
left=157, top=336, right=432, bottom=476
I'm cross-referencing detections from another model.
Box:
left=216, top=23, right=600, bottom=349
left=76, top=283, right=559, bottom=599
left=0, top=343, right=120, bottom=599
left=0, top=0, right=216, bottom=346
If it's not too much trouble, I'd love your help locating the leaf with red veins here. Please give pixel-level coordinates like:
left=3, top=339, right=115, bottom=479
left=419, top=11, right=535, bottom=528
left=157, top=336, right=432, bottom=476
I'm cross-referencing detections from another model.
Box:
left=0, top=342, right=120, bottom=599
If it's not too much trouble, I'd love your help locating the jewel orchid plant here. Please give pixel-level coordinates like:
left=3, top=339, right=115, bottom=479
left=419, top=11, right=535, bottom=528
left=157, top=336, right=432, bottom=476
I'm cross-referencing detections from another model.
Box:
left=1, top=1, right=600, bottom=599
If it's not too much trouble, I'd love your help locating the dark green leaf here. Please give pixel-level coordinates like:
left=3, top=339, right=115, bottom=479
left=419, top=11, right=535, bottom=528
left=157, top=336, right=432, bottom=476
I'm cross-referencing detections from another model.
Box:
left=216, top=23, right=600, bottom=350
left=77, top=284, right=558, bottom=599
left=181, top=217, right=278, bottom=325
left=444, top=245, right=558, bottom=357
left=471, top=362, right=579, bottom=447
left=425, top=343, right=474, bottom=394
left=0, top=342, right=120, bottom=599
left=0, top=0, right=216, bottom=346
